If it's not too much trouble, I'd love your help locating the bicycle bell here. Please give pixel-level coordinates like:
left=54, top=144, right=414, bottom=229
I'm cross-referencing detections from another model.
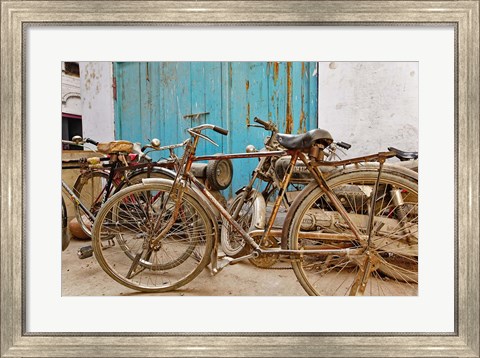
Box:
left=71, top=135, right=83, bottom=144
left=246, top=144, right=257, bottom=153
left=150, top=138, right=161, bottom=148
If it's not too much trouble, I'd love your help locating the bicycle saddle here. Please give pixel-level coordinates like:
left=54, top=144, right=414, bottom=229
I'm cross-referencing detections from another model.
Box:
left=97, top=140, right=134, bottom=154
left=388, top=147, right=418, bottom=161
left=276, top=129, right=333, bottom=150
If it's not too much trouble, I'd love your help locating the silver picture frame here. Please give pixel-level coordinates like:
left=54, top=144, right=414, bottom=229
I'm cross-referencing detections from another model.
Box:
left=1, top=1, right=479, bottom=356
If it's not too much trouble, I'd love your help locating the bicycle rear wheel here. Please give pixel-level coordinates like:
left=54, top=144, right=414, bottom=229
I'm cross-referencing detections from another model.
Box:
left=92, top=182, right=214, bottom=293
left=73, top=170, right=112, bottom=237
left=285, top=170, right=418, bottom=296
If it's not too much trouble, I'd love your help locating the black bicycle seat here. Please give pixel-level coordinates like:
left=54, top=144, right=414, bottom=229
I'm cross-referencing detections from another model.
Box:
left=388, top=147, right=418, bottom=161
left=277, top=129, right=333, bottom=150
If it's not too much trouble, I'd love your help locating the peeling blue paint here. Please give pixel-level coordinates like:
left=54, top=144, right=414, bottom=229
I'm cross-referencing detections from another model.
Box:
left=113, top=62, right=318, bottom=196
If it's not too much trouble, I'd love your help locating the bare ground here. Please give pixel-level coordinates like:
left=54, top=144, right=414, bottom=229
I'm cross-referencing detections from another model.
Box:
left=62, top=238, right=306, bottom=296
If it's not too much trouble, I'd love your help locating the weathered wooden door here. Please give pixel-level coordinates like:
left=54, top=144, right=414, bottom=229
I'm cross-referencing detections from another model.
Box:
left=114, top=62, right=318, bottom=196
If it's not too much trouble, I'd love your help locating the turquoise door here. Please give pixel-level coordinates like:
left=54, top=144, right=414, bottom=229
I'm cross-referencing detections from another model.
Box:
left=114, top=62, right=318, bottom=196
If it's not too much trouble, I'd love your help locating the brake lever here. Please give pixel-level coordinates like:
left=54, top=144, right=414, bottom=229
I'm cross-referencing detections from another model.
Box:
left=188, top=130, right=219, bottom=147
left=247, top=124, right=265, bottom=128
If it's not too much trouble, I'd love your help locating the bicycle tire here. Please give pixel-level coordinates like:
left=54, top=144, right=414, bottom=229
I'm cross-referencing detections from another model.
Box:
left=220, top=190, right=261, bottom=257
left=73, top=167, right=175, bottom=238
left=61, top=197, right=70, bottom=251
left=92, top=181, right=214, bottom=293
left=285, top=169, right=418, bottom=296
left=114, top=166, right=176, bottom=192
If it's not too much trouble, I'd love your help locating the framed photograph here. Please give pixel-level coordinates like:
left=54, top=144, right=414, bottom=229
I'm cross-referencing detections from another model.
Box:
left=1, top=1, right=478, bottom=356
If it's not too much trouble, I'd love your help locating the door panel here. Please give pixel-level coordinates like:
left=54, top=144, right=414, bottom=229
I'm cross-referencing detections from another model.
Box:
left=114, top=62, right=318, bottom=197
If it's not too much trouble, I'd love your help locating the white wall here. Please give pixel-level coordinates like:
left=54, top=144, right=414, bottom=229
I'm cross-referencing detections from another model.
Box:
left=318, top=62, right=418, bottom=158
left=79, top=62, right=115, bottom=142
left=61, top=70, right=81, bottom=115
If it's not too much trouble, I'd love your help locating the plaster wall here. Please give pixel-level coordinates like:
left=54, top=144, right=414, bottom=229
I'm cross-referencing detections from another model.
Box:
left=318, top=62, right=418, bottom=158
left=77, top=61, right=419, bottom=158
left=79, top=62, right=115, bottom=142
left=61, top=72, right=81, bottom=115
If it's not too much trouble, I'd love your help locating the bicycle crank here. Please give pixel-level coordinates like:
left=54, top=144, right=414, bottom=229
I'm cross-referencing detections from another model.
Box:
left=249, top=236, right=281, bottom=268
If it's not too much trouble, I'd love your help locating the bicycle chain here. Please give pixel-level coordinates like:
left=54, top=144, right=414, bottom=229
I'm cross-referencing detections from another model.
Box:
left=256, top=262, right=292, bottom=270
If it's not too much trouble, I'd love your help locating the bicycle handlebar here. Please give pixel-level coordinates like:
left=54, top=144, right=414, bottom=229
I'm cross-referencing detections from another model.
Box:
left=192, top=124, right=228, bottom=135
left=213, top=126, right=229, bottom=136
left=84, top=138, right=99, bottom=146
left=254, top=116, right=269, bottom=128
left=189, top=124, right=229, bottom=136
left=254, top=116, right=279, bottom=132
left=336, top=141, right=351, bottom=150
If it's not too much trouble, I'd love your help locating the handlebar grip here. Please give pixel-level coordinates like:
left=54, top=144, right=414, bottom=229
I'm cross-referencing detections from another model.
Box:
left=254, top=117, right=269, bottom=128
left=85, top=138, right=99, bottom=146
left=213, top=126, right=229, bottom=136
left=336, top=141, right=352, bottom=150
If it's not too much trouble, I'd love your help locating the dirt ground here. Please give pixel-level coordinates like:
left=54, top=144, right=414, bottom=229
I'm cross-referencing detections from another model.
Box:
left=62, top=238, right=306, bottom=296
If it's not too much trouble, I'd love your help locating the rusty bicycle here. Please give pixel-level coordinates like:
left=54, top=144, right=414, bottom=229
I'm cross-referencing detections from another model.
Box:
left=62, top=136, right=232, bottom=242
left=62, top=137, right=176, bottom=238
left=91, top=122, right=418, bottom=296
left=220, top=117, right=352, bottom=267
left=222, top=118, right=418, bottom=270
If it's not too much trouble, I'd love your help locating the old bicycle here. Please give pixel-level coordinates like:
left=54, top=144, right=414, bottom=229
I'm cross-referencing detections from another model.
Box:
left=62, top=136, right=232, bottom=242
left=91, top=122, right=418, bottom=296
left=223, top=118, right=418, bottom=270
left=220, top=117, right=352, bottom=266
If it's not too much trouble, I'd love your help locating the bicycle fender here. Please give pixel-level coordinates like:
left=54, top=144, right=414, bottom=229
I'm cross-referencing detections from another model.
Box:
left=324, top=162, right=418, bottom=182
left=252, top=190, right=267, bottom=229
left=233, top=188, right=266, bottom=230
left=127, top=166, right=176, bottom=180
left=73, top=169, right=110, bottom=189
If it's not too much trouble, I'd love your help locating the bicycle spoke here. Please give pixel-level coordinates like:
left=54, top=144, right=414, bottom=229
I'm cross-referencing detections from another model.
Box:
left=288, top=170, right=418, bottom=296
left=92, top=182, right=214, bottom=293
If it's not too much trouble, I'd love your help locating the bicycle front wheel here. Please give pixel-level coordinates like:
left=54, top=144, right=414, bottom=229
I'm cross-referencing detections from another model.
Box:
left=92, top=182, right=215, bottom=293
left=286, top=170, right=418, bottom=296
left=220, top=189, right=260, bottom=257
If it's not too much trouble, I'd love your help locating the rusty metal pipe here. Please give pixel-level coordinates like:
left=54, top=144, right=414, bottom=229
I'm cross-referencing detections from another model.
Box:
left=249, top=229, right=362, bottom=242
left=259, top=152, right=299, bottom=244
left=298, top=152, right=366, bottom=244
left=256, top=247, right=364, bottom=257
left=311, top=151, right=396, bottom=167
left=193, top=150, right=286, bottom=162
left=188, top=172, right=261, bottom=250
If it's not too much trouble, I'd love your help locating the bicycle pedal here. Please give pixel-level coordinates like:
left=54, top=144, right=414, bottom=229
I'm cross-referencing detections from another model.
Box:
left=77, top=245, right=93, bottom=259
left=211, top=257, right=233, bottom=275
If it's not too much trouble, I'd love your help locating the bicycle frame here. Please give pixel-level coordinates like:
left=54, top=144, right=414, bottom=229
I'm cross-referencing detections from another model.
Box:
left=161, top=133, right=398, bottom=267
left=61, top=179, right=96, bottom=222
